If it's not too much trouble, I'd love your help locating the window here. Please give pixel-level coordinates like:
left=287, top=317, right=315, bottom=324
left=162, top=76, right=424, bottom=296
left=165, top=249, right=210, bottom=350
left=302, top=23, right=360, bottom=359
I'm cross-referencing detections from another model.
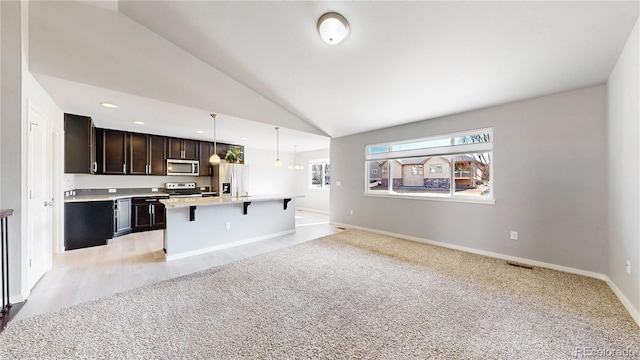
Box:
left=365, top=128, right=493, bottom=203
left=310, top=160, right=330, bottom=189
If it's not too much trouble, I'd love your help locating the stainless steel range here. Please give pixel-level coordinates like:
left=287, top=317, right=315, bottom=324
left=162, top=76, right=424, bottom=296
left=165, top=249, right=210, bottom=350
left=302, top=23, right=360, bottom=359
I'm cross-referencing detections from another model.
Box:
left=165, top=182, right=202, bottom=198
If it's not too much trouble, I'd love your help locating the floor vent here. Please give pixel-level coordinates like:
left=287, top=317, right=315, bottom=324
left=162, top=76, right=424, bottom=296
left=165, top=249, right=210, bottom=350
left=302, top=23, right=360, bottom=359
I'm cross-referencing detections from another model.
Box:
left=336, top=227, right=347, bottom=230
left=508, top=261, right=534, bottom=270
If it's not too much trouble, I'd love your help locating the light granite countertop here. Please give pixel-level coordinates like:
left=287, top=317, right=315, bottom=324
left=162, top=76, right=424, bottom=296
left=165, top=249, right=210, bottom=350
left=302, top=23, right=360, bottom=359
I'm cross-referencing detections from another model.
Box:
left=64, top=193, right=169, bottom=203
left=160, top=194, right=299, bottom=208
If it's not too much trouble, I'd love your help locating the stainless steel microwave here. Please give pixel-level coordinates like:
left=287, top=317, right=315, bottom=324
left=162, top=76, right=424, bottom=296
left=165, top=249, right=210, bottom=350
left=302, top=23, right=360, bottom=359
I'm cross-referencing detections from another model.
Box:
left=166, top=159, right=199, bottom=176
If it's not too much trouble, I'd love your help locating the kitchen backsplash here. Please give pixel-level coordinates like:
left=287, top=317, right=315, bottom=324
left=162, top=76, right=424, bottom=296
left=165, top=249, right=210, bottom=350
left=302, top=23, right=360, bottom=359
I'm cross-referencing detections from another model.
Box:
left=64, top=186, right=211, bottom=199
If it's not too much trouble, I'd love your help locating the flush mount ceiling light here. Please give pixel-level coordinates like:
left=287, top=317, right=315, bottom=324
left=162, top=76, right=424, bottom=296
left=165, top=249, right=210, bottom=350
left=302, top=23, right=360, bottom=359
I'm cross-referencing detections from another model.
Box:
left=317, top=12, right=349, bottom=45
left=195, top=130, right=205, bottom=134
left=209, top=114, right=221, bottom=164
left=101, top=102, right=118, bottom=109
left=274, top=127, right=282, bottom=166
left=132, top=121, right=145, bottom=125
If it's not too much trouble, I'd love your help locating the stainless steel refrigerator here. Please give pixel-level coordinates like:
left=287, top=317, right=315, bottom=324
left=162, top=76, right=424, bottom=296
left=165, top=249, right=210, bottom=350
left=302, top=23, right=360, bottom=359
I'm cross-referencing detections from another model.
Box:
left=211, top=163, right=249, bottom=197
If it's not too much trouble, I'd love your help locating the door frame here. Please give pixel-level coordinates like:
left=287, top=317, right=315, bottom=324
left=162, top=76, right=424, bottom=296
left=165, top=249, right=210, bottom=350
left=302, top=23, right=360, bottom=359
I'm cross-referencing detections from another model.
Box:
left=26, top=100, right=53, bottom=290
left=51, top=125, right=64, bottom=254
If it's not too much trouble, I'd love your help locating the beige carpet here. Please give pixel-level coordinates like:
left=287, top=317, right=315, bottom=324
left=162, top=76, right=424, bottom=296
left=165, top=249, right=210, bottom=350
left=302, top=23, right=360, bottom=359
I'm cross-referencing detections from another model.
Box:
left=1, top=230, right=638, bottom=359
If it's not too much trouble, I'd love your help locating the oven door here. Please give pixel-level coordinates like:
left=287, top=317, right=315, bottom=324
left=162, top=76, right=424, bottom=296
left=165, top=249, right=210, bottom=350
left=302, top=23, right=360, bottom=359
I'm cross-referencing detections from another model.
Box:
left=167, top=159, right=199, bottom=176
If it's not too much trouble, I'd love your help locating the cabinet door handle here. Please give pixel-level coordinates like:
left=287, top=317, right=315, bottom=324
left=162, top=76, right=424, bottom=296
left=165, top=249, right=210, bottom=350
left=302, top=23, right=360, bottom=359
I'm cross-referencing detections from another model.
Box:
left=92, top=162, right=97, bottom=172
left=123, top=164, right=126, bottom=173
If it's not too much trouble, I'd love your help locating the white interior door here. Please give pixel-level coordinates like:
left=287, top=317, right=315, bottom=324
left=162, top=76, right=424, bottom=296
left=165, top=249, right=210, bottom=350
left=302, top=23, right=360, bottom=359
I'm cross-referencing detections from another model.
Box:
left=27, top=103, right=52, bottom=290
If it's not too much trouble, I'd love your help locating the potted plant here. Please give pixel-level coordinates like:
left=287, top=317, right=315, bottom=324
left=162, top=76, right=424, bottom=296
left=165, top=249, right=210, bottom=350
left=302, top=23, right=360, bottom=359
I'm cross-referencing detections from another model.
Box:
left=225, top=147, right=243, bottom=163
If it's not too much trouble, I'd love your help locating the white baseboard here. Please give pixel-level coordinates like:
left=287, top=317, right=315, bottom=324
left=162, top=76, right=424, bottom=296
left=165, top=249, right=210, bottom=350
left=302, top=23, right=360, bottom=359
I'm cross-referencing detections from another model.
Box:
left=604, top=276, right=640, bottom=327
left=10, top=290, right=29, bottom=305
left=331, top=222, right=640, bottom=327
left=165, top=230, right=296, bottom=261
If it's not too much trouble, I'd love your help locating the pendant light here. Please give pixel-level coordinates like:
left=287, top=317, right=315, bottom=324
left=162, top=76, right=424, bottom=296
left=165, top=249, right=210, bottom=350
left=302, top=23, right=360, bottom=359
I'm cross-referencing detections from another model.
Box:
left=289, top=145, right=304, bottom=170
left=209, top=114, right=221, bottom=164
left=274, top=127, right=282, bottom=166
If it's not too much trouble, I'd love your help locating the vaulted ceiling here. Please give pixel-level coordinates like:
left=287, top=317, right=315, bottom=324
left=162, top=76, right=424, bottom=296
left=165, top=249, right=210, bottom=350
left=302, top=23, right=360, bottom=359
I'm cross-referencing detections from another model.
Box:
left=29, top=1, right=639, bottom=151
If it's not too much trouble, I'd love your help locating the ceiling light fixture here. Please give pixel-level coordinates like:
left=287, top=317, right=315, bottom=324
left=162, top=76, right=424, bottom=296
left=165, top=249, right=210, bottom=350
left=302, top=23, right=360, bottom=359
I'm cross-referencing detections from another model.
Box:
left=317, top=12, right=349, bottom=45
left=289, top=145, right=304, bottom=170
left=196, top=130, right=205, bottom=134
left=274, top=127, right=282, bottom=166
left=209, top=114, right=221, bottom=164
left=132, top=121, right=145, bottom=125
left=101, top=102, right=118, bottom=109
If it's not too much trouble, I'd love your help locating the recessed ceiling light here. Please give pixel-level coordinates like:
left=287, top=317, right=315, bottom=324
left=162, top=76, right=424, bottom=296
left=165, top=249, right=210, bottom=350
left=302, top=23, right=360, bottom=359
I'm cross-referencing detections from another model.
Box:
left=241, top=137, right=248, bottom=140
left=196, top=130, right=205, bottom=134
left=101, top=102, right=118, bottom=109
left=133, top=121, right=145, bottom=125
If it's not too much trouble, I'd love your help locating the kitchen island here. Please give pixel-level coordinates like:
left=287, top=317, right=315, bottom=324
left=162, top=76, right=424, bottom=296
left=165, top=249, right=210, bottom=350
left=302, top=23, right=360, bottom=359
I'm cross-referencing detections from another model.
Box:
left=159, top=195, right=297, bottom=261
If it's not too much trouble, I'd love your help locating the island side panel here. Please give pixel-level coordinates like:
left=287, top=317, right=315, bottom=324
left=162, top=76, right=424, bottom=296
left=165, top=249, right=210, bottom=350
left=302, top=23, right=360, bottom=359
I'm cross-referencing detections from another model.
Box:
left=164, top=199, right=295, bottom=260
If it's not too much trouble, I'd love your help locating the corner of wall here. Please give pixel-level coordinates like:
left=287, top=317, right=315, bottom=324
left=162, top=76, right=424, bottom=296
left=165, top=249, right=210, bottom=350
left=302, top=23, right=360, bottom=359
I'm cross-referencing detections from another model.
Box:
left=606, top=14, right=640, bottom=325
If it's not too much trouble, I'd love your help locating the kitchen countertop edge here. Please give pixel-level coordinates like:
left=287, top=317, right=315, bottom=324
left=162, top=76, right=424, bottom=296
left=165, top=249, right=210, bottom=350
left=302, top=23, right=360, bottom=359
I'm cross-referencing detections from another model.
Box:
left=160, top=195, right=301, bottom=208
left=64, top=193, right=170, bottom=203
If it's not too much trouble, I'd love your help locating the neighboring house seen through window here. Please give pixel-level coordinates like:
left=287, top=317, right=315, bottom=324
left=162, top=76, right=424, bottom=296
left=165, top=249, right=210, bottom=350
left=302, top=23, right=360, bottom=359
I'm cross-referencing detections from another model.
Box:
left=310, top=161, right=330, bottom=189
left=365, top=128, right=493, bottom=203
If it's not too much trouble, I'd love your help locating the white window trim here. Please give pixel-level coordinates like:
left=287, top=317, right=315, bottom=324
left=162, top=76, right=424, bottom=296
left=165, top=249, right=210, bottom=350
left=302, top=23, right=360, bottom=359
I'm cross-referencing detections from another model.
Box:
left=364, top=128, right=494, bottom=204
left=309, top=158, right=330, bottom=190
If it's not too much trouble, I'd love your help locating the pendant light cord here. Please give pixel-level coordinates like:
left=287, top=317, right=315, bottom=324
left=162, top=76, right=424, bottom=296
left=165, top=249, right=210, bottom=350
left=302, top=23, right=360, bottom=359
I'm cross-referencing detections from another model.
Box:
left=276, top=127, right=280, bottom=160
left=212, top=114, right=217, bottom=154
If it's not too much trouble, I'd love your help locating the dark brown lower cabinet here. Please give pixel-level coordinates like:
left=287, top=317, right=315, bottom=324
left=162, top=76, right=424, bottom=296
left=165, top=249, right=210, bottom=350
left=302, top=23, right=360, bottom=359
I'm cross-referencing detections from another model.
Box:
left=65, top=201, right=113, bottom=250
left=132, top=197, right=166, bottom=232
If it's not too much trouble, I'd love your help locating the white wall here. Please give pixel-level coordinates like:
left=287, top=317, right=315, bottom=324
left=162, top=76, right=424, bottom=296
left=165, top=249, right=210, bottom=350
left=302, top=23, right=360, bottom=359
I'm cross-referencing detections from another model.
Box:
left=71, top=174, right=204, bottom=190
left=0, top=0, right=63, bottom=302
left=1, top=0, right=26, bottom=303
left=331, top=85, right=608, bottom=275
left=607, top=16, right=640, bottom=323
left=0, top=0, right=3, bottom=206
left=243, top=147, right=296, bottom=195
left=294, top=148, right=330, bottom=213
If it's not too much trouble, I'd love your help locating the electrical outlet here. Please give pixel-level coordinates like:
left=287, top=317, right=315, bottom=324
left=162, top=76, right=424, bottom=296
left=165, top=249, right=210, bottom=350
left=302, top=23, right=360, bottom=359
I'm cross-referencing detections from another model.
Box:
left=225, top=222, right=231, bottom=230
left=510, top=231, right=518, bottom=240
left=151, top=188, right=159, bottom=192
left=64, top=191, right=69, bottom=197
left=626, top=260, right=631, bottom=275
left=349, top=209, right=354, bottom=215
left=108, top=189, right=117, bottom=193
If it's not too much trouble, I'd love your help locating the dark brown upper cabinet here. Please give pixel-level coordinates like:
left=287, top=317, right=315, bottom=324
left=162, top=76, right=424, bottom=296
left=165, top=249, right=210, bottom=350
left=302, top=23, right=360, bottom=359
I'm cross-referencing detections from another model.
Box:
left=64, top=113, right=96, bottom=174
left=198, top=141, right=214, bottom=176
left=129, top=133, right=166, bottom=175
left=149, top=135, right=167, bottom=175
left=199, top=142, right=233, bottom=176
left=96, top=129, right=127, bottom=175
left=167, top=138, right=198, bottom=160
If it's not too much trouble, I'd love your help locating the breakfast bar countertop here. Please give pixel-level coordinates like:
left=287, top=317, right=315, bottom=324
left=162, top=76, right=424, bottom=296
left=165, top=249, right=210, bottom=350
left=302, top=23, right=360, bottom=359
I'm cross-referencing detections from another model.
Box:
left=160, top=194, right=299, bottom=208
